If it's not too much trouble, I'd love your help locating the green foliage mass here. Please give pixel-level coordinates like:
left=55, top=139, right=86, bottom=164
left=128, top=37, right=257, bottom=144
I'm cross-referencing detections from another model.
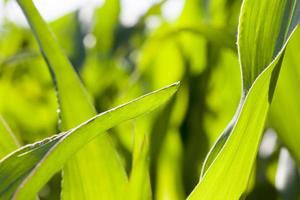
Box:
left=0, top=0, right=300, bottom=199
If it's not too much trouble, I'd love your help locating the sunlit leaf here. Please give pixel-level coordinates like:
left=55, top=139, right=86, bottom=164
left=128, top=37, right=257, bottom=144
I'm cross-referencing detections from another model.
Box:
left=125, top=123, right=151, bottom=200
left=155, top=130, right=184, bottom=200
left=16, top=0, right=127, bottom=199
left=270, top=28, right=300, bottom=166
left=0, top=116, right=19, bottom=159
left=0, top=82, right=179, bottom=200
left=188, top=0, right=300, bottom=199
left=92, top=0, right=120, bottom=54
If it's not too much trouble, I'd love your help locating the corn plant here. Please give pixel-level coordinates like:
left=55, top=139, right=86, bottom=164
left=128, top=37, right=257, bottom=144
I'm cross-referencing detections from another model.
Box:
left=0, top=0, right=300, bottom=199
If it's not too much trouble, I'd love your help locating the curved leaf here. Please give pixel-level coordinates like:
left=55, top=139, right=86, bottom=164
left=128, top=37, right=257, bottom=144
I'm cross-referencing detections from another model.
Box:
left=0, top=82, right=179, bottom=200
left=188, top=0, right=300, bottom=199
left=16, top=0, right=127, bottom=199
left=270, top=28, right=300, bottom=166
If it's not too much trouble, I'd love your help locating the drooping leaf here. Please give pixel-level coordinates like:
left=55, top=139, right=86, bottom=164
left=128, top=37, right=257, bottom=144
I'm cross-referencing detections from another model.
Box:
left=0, top=82, right=179, bottom=200
left=188, top=0, right=300, bottom=199
left=15, top=0, right=128, bottom=199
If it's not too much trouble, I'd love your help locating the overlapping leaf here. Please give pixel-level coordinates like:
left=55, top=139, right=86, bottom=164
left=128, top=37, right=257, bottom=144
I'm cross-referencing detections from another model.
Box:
left=16, top=0, right=127, bottom=199
left=0, top=82, right=179, bottom=200
left=188, top=0, right=300, bottom=199
left=270, top=28, right=300, bottom=165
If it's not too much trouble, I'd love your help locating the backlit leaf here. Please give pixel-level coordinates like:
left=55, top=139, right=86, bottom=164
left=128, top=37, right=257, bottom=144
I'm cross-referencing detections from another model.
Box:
left=188, top=0, right=300, bottom=199
left=0, top=82, right=179, bottom=200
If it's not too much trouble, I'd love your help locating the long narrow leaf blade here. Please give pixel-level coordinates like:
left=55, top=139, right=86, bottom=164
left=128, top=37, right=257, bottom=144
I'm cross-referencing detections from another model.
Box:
left=270, top=28, right=300, bottom=166
left=188, top=0, right=300, bottom=199
left=126, top=130, right=151, bottom=200
left=16, top=0, right=128, bottom=199
left=0, top=82, right=179, bottom=200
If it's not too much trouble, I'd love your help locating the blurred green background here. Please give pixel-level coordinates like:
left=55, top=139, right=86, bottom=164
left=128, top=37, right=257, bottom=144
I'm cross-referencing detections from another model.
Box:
left=0, top=0, right=300, bottom=199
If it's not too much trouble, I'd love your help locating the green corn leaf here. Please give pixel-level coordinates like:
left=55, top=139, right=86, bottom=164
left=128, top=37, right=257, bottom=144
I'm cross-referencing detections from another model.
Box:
left=155, top=130, right=184, bottom=200
left=270, top=28, right=300, bottom=165
left=50, top=12, right=85, bottom=70
left=0, top=116, right=19, bottom=159
left=0, top=82, right=179, bottom=200
left=15, top=0, right=127, bottom=199
left=92, top=0, right=120, bottom=53
left=15, top=0, right=94, bottom=129
left=188, top=0, right=300, bottom=199
left=125, top=126, right=151, bottom=200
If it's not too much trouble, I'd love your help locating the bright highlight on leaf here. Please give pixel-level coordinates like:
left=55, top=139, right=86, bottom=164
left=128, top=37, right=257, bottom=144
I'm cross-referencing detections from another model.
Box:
left=189, top=0, right=300, bottom=199
left=0, top=82, right=179, bottom=200
left=16, top=0, right=127, bottom=199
